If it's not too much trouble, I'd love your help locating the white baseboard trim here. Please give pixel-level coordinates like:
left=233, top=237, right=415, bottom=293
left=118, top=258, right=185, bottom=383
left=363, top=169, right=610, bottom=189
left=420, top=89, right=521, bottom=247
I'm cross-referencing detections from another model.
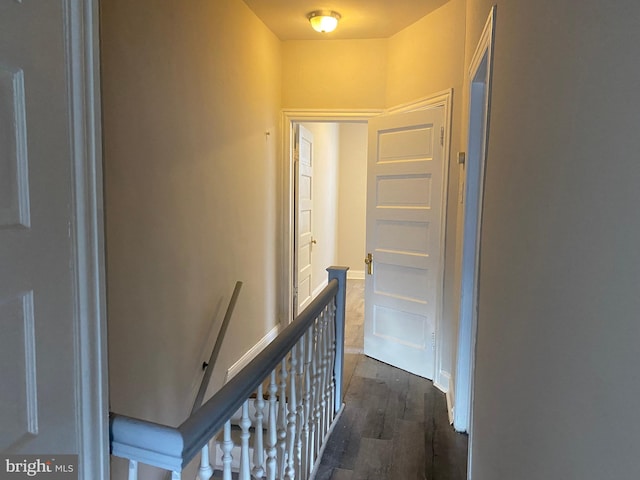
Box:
left=312, top=281, right=328, bottom=299
left=344, top=346, right=364, bottom=354
left=434, top=370, right=450, bottom=394
left=435, top=371, right=454, bottom=424
left=347, top=270, right=365, bottom=280
left=446, top=388, right=454, bottom=425
left=225, top=325, right=280, bottom=382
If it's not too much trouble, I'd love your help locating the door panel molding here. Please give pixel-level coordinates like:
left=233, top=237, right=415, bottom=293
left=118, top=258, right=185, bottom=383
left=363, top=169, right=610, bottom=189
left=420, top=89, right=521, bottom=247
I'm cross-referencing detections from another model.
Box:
left=365, top=104, right=449, bottom=380
left=387, top=91, right=453, bottom=390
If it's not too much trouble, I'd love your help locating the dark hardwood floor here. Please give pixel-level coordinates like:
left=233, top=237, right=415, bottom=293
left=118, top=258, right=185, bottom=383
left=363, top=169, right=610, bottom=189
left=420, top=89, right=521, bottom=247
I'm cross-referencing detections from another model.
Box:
left=314, top=278, right=468, bottom=480
left=315, top=354, right=468, bottom=480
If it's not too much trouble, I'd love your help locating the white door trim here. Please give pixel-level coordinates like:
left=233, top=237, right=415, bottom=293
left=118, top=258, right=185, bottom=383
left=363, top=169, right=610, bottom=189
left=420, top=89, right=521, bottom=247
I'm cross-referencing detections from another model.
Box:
left=280, top=110, right=382, bottom=326
left=280, top=100, right=452, bottom=390
left=383, top=90, right=453, bottom=393
left=453, top=6, right=496, bottom=479
left=65, top=1, right=109, bottom=477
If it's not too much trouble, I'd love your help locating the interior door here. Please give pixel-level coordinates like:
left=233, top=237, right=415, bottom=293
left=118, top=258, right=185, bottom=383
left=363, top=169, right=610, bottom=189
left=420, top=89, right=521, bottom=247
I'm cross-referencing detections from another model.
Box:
left=0, top=0, right=104, bottom=462
left=294, top=124, right=314, bottom=314
left=364, top=107, right=446, bottom=379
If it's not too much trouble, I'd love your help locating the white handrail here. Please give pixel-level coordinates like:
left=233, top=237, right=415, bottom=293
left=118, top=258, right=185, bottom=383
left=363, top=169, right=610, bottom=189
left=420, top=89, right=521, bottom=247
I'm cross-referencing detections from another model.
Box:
left=110, top=266, right=349, bottom=479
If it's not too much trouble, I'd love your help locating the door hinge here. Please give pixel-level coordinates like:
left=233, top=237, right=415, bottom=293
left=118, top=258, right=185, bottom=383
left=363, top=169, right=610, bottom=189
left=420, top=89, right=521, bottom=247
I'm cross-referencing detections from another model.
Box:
left=440, top=126, right=445, bottom=146
left=432, top=331, right=436, bottom=350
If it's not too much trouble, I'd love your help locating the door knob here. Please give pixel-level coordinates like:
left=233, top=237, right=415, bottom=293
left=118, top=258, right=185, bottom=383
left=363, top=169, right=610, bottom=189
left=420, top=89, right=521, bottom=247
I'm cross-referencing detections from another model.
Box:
left=311, top=238, right=317, bottom=245
left=364, top=253, right=373, bottom=275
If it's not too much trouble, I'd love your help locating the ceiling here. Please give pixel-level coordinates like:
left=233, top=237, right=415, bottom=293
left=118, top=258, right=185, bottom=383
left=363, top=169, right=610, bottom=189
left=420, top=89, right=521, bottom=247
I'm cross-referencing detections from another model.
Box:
left=242, top=0, right=450, bottom=40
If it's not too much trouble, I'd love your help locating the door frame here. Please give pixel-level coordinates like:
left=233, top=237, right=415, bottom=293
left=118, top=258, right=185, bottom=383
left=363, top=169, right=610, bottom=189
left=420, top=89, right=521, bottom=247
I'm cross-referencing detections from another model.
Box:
left=453, top=6, right=496, bottom=471
left=65, top=0, right=109, bottom=477
left=383, top=90, right=453, bottom=391
left=280, top=110, right=381, bottom=326
left=280, top=95, right=452, bottom=390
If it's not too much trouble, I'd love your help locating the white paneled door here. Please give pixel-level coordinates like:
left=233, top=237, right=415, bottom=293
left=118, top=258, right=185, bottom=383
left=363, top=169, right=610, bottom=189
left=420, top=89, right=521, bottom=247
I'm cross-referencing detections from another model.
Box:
left=294, top=124, right=314, bottom=314
left=0, top=0, right=107, bottom=473
left=364, top=108, right=446, bottom=379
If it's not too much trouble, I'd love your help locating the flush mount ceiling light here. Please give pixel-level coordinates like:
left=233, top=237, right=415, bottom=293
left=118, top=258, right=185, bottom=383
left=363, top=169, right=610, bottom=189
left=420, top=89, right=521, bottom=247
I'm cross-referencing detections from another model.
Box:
left=307, top=10, right=341, bottom=33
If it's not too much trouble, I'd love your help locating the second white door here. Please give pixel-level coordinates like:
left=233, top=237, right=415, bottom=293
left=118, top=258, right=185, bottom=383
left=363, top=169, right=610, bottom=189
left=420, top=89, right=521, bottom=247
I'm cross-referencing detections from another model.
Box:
left=295, top=124, right=314, bottom=314
left=364, top=107, right=446, bottom=379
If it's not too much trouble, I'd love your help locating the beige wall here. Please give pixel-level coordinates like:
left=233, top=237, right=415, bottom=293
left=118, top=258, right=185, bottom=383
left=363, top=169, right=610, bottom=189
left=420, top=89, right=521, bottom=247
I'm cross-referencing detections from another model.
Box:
left=465, top=0, right=640, bottom=478
left=301, top=123, right=340, bottom=295
left=386, top=0, right=466, bottom=108
left=387, top=0, right=467, bottom=383
left=101, top=0, right=281, bottom=466
left=282, top=39, right=388, bottom=109
left=337, top=123, right=368, bottom=277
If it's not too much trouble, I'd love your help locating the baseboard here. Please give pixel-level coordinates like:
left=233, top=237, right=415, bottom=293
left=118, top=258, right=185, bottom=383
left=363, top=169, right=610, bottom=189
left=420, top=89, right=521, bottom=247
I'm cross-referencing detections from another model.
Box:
left=312, top=281, right=328, bottom=299
left=225, top=325, right=280, bottom=382
left=434, top=370, right=450, bottom=394
left=347, top=270, right=365, bottom=280
left=446, top=386, right=454, bottom=425
left=435, top=370, right=454, bottom=424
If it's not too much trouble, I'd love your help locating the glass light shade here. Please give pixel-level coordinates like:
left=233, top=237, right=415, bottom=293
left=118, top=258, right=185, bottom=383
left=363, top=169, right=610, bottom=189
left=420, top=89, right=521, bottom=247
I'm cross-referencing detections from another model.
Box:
left=308, top=11, right=340, bottom=33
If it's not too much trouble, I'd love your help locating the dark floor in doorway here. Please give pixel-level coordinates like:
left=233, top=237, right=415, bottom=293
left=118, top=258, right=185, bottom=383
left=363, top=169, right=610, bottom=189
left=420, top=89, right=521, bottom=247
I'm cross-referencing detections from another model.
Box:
left=315, top=354, right=468, bottom=480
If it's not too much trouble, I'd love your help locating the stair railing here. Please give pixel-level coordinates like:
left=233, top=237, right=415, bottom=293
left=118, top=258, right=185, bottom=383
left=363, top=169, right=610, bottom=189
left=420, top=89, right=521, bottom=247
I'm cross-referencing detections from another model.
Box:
left=191, top=280, right=242, bottom=480
left=110, top=266, right=348, bottom=480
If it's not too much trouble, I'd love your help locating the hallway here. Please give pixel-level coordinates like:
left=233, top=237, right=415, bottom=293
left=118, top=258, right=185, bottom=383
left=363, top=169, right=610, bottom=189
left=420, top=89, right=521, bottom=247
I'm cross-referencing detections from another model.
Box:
left=315, top=280, right=468, bottom=479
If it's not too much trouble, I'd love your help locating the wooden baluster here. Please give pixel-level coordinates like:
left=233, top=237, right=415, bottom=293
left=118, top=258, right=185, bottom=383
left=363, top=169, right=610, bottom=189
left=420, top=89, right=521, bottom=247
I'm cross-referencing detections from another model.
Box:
left=266, top=371, right=278, bottom=480
left=323, top=304, right=334, bottom=431
left=295, top=336, right=306, bottom=478
left=128, top=460, right=137, bottom=480
left=239, top=400, right=251, bottom=480
left=277, top=357, right=288, bottom=478
left=319, top=309, right=329, bottom=443
left=327, top=301, right=337, bottom=424
left=312, top=317, right=324, bottom=458
left=222, top=420, right=233, bottom=480
left=197, top=443, right=213, bottom=480
left=285, top=345, right=298, bottom=480
left=302, top=328, right=313, bottom=479
left=253, top=384, right=266, bottom=479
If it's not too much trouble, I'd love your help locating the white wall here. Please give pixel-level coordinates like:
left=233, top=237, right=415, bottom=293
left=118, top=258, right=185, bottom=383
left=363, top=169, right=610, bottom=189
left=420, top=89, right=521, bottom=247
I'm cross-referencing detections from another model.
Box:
left=337, top=123, right=368, bottom=278
left=301, top=123, right=340, bottom=295
left=464, top=0, right=640, bottom=478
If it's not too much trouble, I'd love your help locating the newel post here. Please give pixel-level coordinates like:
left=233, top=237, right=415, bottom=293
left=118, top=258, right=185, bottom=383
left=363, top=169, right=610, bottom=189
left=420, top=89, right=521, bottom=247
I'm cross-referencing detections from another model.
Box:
left=327, top=266, right=348, bottom=413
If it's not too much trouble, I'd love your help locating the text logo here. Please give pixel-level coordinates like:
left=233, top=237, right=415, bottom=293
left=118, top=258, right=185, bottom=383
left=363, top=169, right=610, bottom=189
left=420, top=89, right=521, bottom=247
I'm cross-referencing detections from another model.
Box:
left=1, top=455, right=77, bottom=479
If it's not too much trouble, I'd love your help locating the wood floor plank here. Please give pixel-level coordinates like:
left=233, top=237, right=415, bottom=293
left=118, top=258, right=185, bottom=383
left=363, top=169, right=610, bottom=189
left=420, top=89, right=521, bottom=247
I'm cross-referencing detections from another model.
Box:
left=390, top=418, right=427, bottom=480
left=329, top=468, right=354, bottom=480
left=319, top=405, right=368, bottom=471
left=351, top=437, right=393, bottom=480
left=354, top=355, right=378, bottom=379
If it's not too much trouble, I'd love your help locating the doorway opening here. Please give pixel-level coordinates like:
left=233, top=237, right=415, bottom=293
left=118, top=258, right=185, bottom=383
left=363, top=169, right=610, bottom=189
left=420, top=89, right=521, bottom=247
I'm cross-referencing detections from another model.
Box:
left=288, top=117, right=372, bottom=354
left=282, top=92, right=453, bottom=379
left=280, top=111, right=381, bottom=328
